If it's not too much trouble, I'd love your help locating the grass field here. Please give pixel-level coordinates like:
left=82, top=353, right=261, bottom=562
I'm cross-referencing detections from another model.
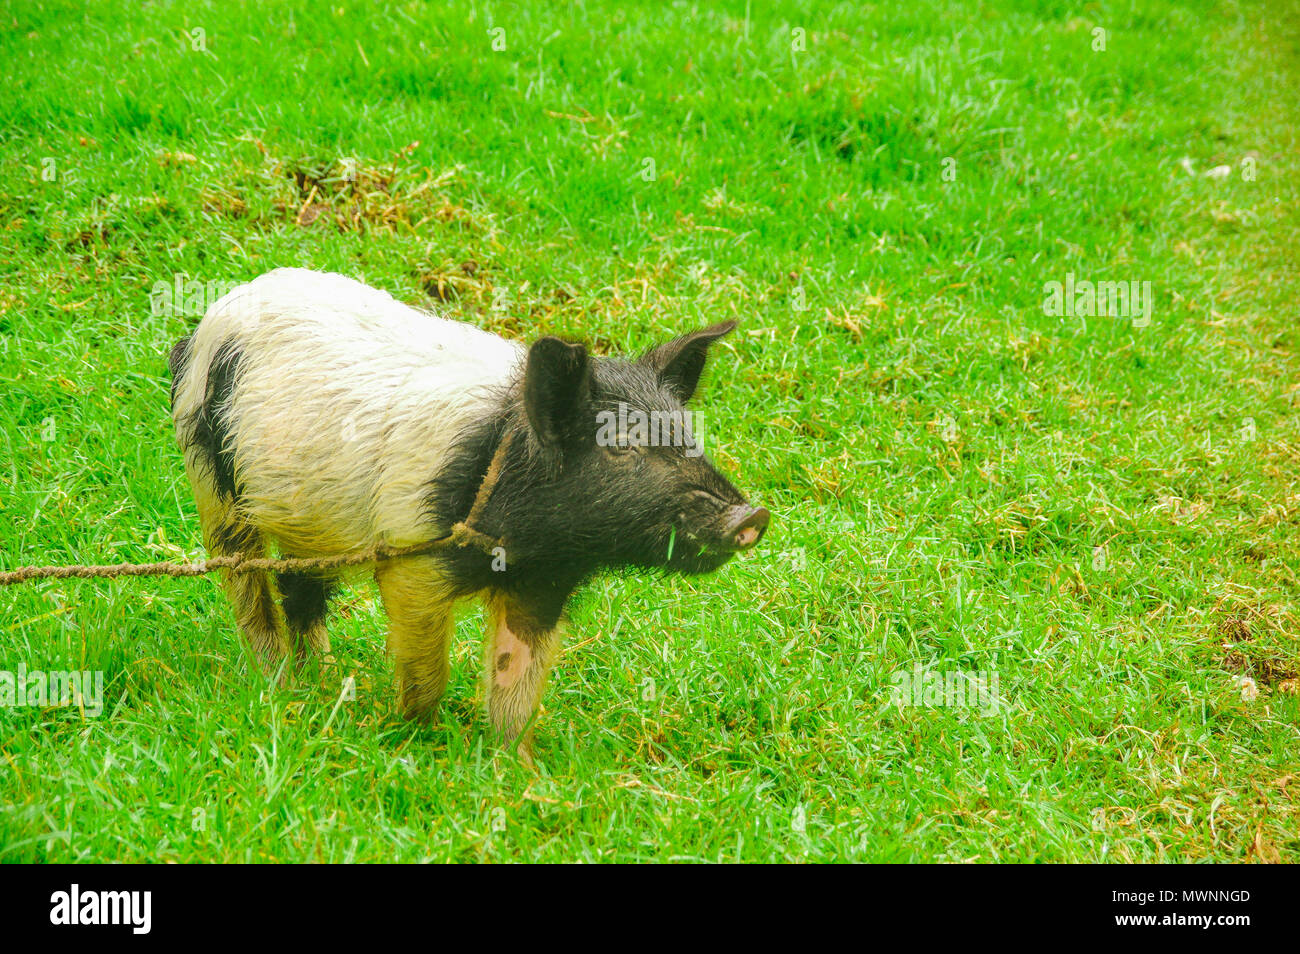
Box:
left=1, top=0, right=1297, bottom=863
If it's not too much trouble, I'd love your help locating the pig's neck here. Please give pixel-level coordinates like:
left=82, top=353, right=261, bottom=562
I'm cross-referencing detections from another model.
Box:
left=423, top=395, right=594, bottom=629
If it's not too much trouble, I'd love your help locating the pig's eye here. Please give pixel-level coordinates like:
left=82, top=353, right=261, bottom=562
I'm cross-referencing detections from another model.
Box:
left=602, top=436, right=644, bottom=458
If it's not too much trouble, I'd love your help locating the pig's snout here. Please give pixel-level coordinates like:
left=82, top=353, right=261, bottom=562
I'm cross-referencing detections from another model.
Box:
left=723, top=505, right=770, bottom=551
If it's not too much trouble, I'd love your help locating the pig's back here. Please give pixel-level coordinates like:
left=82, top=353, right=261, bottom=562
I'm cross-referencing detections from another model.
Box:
left=175, top=268, right=524, bottom=554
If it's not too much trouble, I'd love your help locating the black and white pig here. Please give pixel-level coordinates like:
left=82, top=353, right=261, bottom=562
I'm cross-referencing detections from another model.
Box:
left=168, top=268, right=769, bottom=760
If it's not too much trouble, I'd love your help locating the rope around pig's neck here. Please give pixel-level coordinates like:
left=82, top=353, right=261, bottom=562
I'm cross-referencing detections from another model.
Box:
left=0, top=431, right=513, bottom=587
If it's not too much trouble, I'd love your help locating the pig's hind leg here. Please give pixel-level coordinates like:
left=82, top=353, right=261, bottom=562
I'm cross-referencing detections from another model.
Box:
left=277, top=570, right=336, bottom=666
left=206, top=515, right=289, bottom=677
left=375, top=558, right=454, bottom=722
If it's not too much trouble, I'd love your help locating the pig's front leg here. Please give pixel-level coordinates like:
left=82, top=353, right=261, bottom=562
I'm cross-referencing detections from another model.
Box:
left=483, top=594, right=561, bottom=763
left=376, top=558, right=455, bottom=723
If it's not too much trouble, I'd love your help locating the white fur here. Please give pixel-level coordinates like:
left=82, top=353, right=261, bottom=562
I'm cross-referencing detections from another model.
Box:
left=173, top=268, right=524, bottom=555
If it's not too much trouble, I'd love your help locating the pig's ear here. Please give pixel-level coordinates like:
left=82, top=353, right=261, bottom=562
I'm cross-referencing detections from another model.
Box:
left=524, top=336, right=590, bottom=456
left=641, top=320, right=737, bottom=403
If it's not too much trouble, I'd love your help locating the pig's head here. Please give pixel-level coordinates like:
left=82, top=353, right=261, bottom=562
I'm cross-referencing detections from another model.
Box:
left=476, top=322, right=769, bottom=585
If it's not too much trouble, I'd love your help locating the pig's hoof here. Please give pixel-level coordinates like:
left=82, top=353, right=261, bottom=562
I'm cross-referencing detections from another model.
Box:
left=493, top=742, right=537, bottom=773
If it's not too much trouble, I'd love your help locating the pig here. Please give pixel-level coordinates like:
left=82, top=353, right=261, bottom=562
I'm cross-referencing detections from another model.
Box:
left=168, top=268, right=769, bottom=760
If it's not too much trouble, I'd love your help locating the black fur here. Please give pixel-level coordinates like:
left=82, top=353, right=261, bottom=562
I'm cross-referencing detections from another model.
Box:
left=210, top=518, right=260, bottom=556
left=167, top=335, right=193, bottom=408
left=181, top=341, right=244, bottom=501
left=424, top=400, right=511, bottom=533
left=278, top=571, right=334, bottom=634
left=641, top=321, right=737, bottom=403
left=426, top=332, right=751, bottom=631
left=524, top=337, right=589, bottom=477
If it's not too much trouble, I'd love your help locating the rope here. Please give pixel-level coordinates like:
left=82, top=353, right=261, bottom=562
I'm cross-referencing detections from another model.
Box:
left=0, top=536, right=440, bottom=586
left=0, top=431, right=516, bottom=588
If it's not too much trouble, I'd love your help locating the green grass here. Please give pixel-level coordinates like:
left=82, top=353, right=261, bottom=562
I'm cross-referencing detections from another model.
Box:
left=1, top=0, right=1298, bottom=862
